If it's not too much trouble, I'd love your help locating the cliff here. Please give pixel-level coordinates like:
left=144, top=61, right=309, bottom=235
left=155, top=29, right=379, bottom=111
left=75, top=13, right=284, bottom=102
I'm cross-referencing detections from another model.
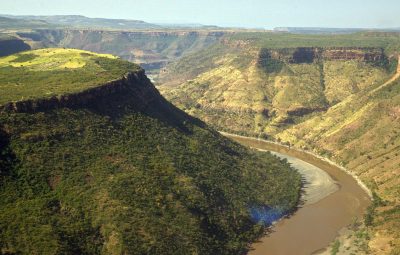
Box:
left=0, top=68, right=196, bottom=131
left=258, top=47, right=386, bottom=65
left=0, top=71, right=155, bottom=113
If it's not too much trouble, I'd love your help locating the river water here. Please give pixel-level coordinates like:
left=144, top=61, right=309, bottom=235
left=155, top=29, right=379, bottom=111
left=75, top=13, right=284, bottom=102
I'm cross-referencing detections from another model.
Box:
left=224, top=134, right=371, bottom=255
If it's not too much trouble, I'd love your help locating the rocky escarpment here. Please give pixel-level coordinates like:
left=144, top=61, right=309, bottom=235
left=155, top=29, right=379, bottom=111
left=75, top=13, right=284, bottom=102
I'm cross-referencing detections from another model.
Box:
left=286, top=106, right=328, bottom=116
left=258, top=47, right=387, bottom=65
left=0, top=71, right=154, bottom=113
left=2, top=70, right=162, bottom=113
left=0, top=68, right=193, bottom=129
left=322, top=47, right=386, bottom=62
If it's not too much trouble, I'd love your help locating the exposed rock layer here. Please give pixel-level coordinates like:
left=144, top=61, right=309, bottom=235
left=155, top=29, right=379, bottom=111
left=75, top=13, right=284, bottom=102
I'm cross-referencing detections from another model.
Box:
left=259, top=47, right=386, bottom=64
left=0, top=70, right=157, bottom=114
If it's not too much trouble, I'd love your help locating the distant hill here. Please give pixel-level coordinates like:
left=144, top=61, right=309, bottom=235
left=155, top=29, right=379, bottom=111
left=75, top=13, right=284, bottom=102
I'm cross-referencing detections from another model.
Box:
left=8, top=14, right=161, bottom=30
left=0, top=15, right=209, bottom=30
left=0, top=16, right=53, bottom=29
left=0, top=14, right=220, bottom=30
left=274, top=27, right=400, bottom=34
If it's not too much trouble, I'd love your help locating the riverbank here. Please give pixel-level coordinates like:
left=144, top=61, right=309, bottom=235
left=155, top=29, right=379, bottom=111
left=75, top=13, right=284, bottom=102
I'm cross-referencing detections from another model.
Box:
left=268, top=151, right=338, bottom=205
left=220, top=132, right=372, bottom=255
left=220, top=132, right=372, bottom=198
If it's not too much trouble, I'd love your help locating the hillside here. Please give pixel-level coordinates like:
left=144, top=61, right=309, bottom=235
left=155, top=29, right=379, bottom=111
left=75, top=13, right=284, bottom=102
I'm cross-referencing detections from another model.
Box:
left=158, top=32, right=400, bottom=254
left=0, top=49, right=301, bottom=254
left=160, top=41, right=396, bottom=137
left=276, top=69, right=400, bottom=254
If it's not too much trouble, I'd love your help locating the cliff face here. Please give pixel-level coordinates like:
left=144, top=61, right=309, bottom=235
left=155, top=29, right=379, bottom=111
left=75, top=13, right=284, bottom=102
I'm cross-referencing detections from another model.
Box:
left=259, top=47, right=386, bottom=65
left=0, top=69, right=195, bottom=129
left=322, top=48, right=386, bottom=62
left=0, top=71, right=155, bottom=113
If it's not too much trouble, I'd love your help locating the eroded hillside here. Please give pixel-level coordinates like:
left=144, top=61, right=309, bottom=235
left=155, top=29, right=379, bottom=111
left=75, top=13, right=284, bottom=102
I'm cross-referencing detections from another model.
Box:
left=160, top=42, right=395, bottom=137
left=158, top=32, right=400, bottom=254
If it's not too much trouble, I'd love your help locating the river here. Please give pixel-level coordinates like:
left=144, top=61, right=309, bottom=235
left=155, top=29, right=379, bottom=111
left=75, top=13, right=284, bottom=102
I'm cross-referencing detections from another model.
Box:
left=222, top=133, right=371, bottom=255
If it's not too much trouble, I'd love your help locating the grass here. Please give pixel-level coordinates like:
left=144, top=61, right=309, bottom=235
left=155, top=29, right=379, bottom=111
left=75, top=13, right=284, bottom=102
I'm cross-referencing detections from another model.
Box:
left=0, top=48, right=140, bottom=105
left=331, top=240, right=341, bottom=255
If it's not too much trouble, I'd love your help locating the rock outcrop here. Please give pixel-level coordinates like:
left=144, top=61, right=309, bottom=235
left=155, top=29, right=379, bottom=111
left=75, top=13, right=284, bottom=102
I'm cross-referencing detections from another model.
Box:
left=258, top=47, right=386, bottom=65
left=0, top=70, right=158, bottom=114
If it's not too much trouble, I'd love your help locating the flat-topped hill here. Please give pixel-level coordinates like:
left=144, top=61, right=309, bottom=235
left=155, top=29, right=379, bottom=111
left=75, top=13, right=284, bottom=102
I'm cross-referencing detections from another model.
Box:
left=0, top=47, right=302, bottom=254
left=0, top=48, right=140, bottom=105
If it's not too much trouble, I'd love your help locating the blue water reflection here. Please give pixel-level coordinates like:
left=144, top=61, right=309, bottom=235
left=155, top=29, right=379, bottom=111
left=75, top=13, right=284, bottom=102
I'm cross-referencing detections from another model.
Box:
left=250, top=206, right=285, bottom=225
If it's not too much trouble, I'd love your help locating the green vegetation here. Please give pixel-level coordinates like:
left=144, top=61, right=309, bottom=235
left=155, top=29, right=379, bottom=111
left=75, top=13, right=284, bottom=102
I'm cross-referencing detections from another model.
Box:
left=0, top=49, right=140, bottom=105
left=0, top=49, right=301, bottom=254
left=331, top=240, right=341, bottom=255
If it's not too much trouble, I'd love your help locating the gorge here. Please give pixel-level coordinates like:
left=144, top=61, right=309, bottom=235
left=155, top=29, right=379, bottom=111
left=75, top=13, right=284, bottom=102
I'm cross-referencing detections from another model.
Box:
left=1, top=18, right=400, bottom=254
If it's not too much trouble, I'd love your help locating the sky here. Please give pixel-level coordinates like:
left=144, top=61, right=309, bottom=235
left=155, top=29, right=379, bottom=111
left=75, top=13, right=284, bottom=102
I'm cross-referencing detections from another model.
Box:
left=2, top=0, right=400, bottom=29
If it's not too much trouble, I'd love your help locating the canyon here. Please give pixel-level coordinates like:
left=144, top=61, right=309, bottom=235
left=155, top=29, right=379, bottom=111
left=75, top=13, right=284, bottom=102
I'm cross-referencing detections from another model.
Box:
left=1, top=26, right=400, bottom=254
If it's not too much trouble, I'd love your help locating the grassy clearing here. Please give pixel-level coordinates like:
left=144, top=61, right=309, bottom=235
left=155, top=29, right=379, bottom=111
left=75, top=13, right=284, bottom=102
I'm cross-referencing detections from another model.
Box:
left=0, top=48, right=140, bottom=105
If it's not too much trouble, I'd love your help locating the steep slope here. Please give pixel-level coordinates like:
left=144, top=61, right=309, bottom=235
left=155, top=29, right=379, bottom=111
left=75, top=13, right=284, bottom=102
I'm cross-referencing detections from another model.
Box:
left=0, top=49, right=301, bottom=254
left=276, top=71, right=400, bottom=254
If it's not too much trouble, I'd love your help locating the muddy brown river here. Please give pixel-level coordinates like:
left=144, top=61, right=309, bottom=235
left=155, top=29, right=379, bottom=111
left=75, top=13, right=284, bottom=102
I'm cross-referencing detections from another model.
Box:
left=223, top=133, right=371, bottom=255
